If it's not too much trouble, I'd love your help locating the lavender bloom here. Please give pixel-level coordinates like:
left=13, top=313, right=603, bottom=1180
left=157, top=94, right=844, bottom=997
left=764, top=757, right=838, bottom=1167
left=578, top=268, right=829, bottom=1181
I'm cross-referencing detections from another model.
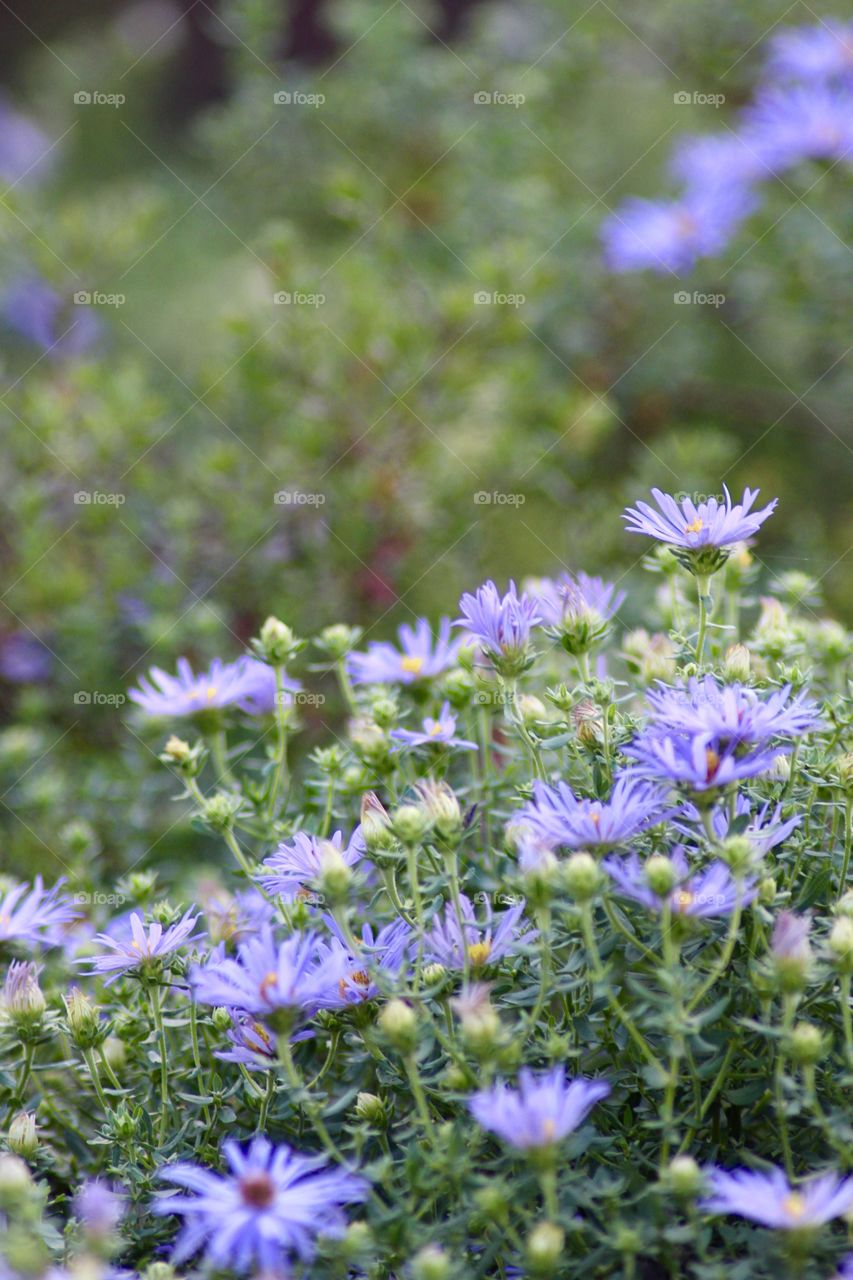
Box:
left=469, top=1067, right=609, bottom=1150
left=424, top=893, right=535, bottom=970
left=259, top=827, right=365, bottom=898
left=0, top=876, right=78, bottom=947
left=75, top=1180, right=125, bottom=1239
left=601, top=187, right=755, bottom=275
left=624, top=733, right=783, bottom=791
left=156, top=1136, right=368, bottom=1271
left=771, top=910, right=812, bottom=961
left=677, top=796, right=800, bottom=854
left=190, top=928, right=351, bottom=1019
left=218, top=1012, right=278, bottom=1070
left=742, top=86, right=853, bottom=169
left=0, top=100, right=56, bottom=188
left=517, top=772, right=669, bottom=850
left=701, top=1166, right=853, bottom=1229
left=526, top=572, right=626, bottom=629
left=0, top=632, right=52, bottom=684
left=2, top=277, right=100, bottom=357
left=390, top=702, right=476, bottom=751
left=669, top=131, right=775, bottom=192
left=455, top=580, right=541, bottom=672
left=766, top=23, right=853, bottom=86
left=200, top=886, right=274, bottom=945
left=624, top=487, right=777, bottom=554
left=129, top=656, right=296, bottom=719
left=85, top=910, right=202, bottom=984
left=322, top=918, right=413, bottom=1004
left=643, top=677, right=820, bottom=748
left=346, top=617, right=460, bottom=685
left=602, top=848, right=756, bottom=916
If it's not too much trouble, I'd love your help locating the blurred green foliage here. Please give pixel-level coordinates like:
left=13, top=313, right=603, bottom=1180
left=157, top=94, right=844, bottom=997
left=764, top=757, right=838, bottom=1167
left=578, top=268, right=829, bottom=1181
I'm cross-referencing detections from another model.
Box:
left=0, top=0, right=850, bottom=876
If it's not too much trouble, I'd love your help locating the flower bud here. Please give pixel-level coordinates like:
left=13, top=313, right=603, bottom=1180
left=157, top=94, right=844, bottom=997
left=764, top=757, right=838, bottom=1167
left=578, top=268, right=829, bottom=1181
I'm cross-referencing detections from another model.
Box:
left=111, top=1103, right=139, bottom=1142
left=8, top=1113, right=38, bottom=1159
left=416, top=779, right=462, bottom=842
left=829, top=917, right=853, bottom=973
left=835, top=753, right=853, bottom=794
left=318, top=841, right=352, bottom=902
left=370, top=694, right=399, bottom=729
left=255, top=616, right=299, bottom=665
left=666, top=1154, right=702, bottom=1199
left=202, top=792, right=241, bottom=832
left=758, top=876, right=777, bottom=905
left=212, top=1006, right=233, bottom=1032
left=360, top=792, right=395, bottom=852
left=517, top=694, right=547, bottom=727
left=410, top=1245, right=451, bottom=1280
left=0, top=1154, right=34, bottom=1207
left=564, top=852, right=600, bottom=901
left=162, top=734, right=192, bottom=765
left=645, top=855, right=678, bottom=897
left=717, top=835, right=757, bottom=877
left=474, top=1182, right=509, bottom=1226
left=723, top=644, right=751, bottom=683
left=101, top=1036, right=126, bottom=1072
left=339, top=1220, right=372, bottom=1260
left=143, top=1265, right=176, bottom=1280
left=785, top=1022, right=827, bottom=1067
left=349, top=718, right=390, bottom=767
left=771, top=911, right=812, bottom=993
left=837, top=891, right=853, bottom=920
left=441, top=667, right=474, bottom=709
left=391, top=803, right=432, bottom=846
left=377, top=999, right=417, bottom=1053
left=312, top=745, right=343, bottom=775
left=422, top=962, right=447, bottom=988
left=526, top=1221, right=564, bottom=1274
left=354, top=1091, right=388, bottom=1126
left=64, top=987, right=105, bottom=1049
left=317, top=623, right=362, bottom=661
left=451, top=984, right=501, bottom=1057
left=3, top=962, right=45, bottom=1037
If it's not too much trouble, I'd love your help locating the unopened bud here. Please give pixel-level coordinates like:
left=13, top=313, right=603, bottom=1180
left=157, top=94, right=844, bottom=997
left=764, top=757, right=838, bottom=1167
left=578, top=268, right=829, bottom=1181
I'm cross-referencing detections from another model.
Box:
left=212, top=1006, right=233, bottom=1032
left=771, top=911, right=812, bottom=993
left=360, top=792, right=395, bottom=852
left=829, top=917, right=853, bottom=973
left=162, top=734, right=191, bottom=765
left=564, top=852, right=600, bottom=901
left=202, top=792, right=241, bottom=832
left=517, top=695, right=547, bottom=727
left=64, top=987, right=105, bottom=1049
left=317, top=623, right=362, bottom=661
left=666, top=1154, right=702, bottom=1199
left=349, top=718, right=390, bottom=766
left=8, top=1113, right=38, bottom=1159
left=318, top=841, right=352, bottom=902
left=645, top=855, right=678, bottom=897
left=717, top=835, right=757, bottom=876
left=410, top=1244, right=451, bottom=1280
left=377, top=999, right=417, bottom=1053
left=572, top=699, right=602, bottom=747
left=442, top=667, right=474, bottom=708
left=255, top=616, right=299, bottom=665
left=3, top=962, right=45, bottom=1036
left=354, top=1091, right=387, bottom=1126
left=101, top=1036, right=126, bottom=1072
left=526, top=1221, right=564, bottom=1273
left=0, top=1154, right=34, bottom=1206
left=723, top=644, right=751, bottom=683
left=835, top=753, right=853, bottom=793
left=416, top=779, right=462, bottom=841
left=758, top=876, right=777, bottom=905
left=786, top=1022, right=827, bottom=1066
left=391, top=803, right=432, bottom=846
left=422, top=962, right=447, bottom=987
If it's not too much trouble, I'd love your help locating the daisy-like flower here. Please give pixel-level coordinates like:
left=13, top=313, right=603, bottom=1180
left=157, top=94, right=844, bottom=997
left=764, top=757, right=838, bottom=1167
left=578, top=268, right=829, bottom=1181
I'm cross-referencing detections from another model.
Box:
left=643, top=677, right=820, bottom=748
left=765, top=21, right=853, bottom=85
left=602, top=848, right=756, bottom=917
left=527, top=571, right=626, bottom=657
left=424, top=893, right=535, bottom=970
left=190, top=928, right=351, bottom=1025
left=455, top=580, right=541, bottom=677
left=129, top=655, right=296, bottom=719
left=669, top=132, right=776, bottom=193
left=469, top=1067, right=610, bottom=1151
left=155, top=1136, right=368, bottom=1272
left=323, top=917, right=413, bottom=1003
left=624, top=733, right=783, bottom=792
left=623, top=486, right=777, bottom=575
left=84, top=910, right=202, bottom=984
left=390, top=702, right=476, bottom=751
left=75, top=1180, right=125, bottom=1240
left=218, top=1011, right=279, bottom=1070
left=200, top=885, right=274, bottom=946
left=346, top=618, right=460, bottom=685
left=601, top=187, right=756, bottom=275
left=258, top=827, right=365, bottom=898
left=700, top=1165, right=853, bottom=1229
left=743, top=85, right=853, bottom=169
left=677, top=796, right=800, bottom=855
left=516, top=772, right=669, bottom=850
left=0, top=876, right=78, bottom=947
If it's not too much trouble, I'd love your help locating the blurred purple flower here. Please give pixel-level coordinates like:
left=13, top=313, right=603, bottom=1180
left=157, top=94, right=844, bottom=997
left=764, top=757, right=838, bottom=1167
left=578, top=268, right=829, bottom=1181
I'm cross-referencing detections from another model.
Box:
left=258, top=827, right=365, bottom=898
left=624, top=734, right=783, bottom=790
left=129, top=655, right=295, bottom=718
left=677, top=797, right=800, bottom=854
left=643, top=677, right=820, bottom=748
left=517, top=772, right=669, bottom=850
left=469, top=1067, right=609, bottom=1150
left=0, top=877, right=78, bottom=947
left=603, top=847, right=755, bottom=916
left=75, top=1180, right=125, bottom=1239
left=526, top=572, right=625, bottom=629
left=0, top=633, right=52, bottom=684
left=701, top=1165, right=853, bottom=1228
left=2, top=277, right=100, bottom=358
left=390, top=701, right=476, bottom=751
left=765, top=22, right=853, bottom=86
left=0, top=100, right=56, bottom=188
left=455, top=580, right=540, bottom=664
left=424, top=893, right=534, bottom=970
left=190, top=928, right=351, bottom=1018
left=742, top=85, right=853, bottom=168
left=601, top=187, right=756, bottom=275
left=346, top=618, right=460, bottom=685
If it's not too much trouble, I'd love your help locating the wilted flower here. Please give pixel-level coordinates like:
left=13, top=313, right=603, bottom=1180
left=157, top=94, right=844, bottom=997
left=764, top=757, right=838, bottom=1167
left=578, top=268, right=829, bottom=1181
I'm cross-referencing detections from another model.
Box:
left=424, top=894, right=534, bottom=970
left=469, top=1067, right=609, bottom=1150
left=129, top=656, right=296, bottom=719
left=84, top=910, right=202, bottom=984
left=155, top=1137, right=368, bottom=1271
left=701, top=1165, right=853, bottom=1229
left=346, top=618, right=460, bottom=685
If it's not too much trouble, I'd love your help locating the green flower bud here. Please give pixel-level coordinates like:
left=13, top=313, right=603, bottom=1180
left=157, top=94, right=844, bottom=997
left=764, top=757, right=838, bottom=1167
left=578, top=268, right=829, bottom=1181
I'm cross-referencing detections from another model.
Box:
left=4, top=962, right=45, bottom=1038
left=717, top=835, right=757, bottom=876
left=829, top=917, right=853, bottom=973
left=612, top=1225, right=643, bottom=1255
left=349, top=718, right=390, bottom=767
left=162, top=734, right=192, bottom=765
left=111, top=1103, right=139, bottom=1142
left=317, top=624, right=362, bottom=661
left=723, top=644, right=751, bottom=683
left=451, top=986, right=501, bottom=1057
left=758, top=876, right=777, bottom=905
left=526, top=1221, right=564, bottom=1274
left=415, top=779, right=462, bottom=842
left=124, top=870, right=158, bottom=903
left=474, top=1182, right=509, bottom=1226
left=202, top=792, right=241, bottom=832
left=59, top=819, right=100, bottom=858
left=837, top=891, right=853, bottom=920
left=835, top=753, right=853, bottom=793
left=0, top=1154, right=34, bottom=1207
left=377, top=999, right=417, bottom=1053
left=645, top=855, right=678, bottom=897
left=312, top=745, right=344, bottom=775
left=360, top=792, right=395, bottom=852
left=143, top=1266, right=176, bottom=1280
left=564, top=852, right=600, bottom=901
left=8, top=1113, right=38, bottom=1159
left=63, top=987, right=105, bottom=1049
left=254, top=616, right=300, bottom=666
left=391, top=804, right=432, bottom=846
left=517, top=695, right=547, bottom=727
left=338, top=1220, right=372, bottom=1259
left=354, top=1091, right=387, bottom=1126
left=422, top=962, right=447, bottom=988
left=318, top=841, right=352, bottom=902
left=410, top=1245, right=451, bottom=1280
left=666, top=1154, right=702, bottom=1199
left=101, top=1036, right=126, bottom=1072
left=212, top=1006, right=233, bottom=1032
left=441, top=667, right=475, bottom=709
left=370, top=694, right=399, bottom=730
left=785, top=1022, right=827, bottom=1066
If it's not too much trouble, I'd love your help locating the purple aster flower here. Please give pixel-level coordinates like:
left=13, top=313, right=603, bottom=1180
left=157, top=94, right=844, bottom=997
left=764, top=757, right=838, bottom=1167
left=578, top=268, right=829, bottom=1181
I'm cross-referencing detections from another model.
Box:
left=75, top=1180, right=125, bottom=1239
left=390, top=702, right=477, bottom=751
left=0, top=876, right=78, bottom=947
left=323, top=917, right=413, bottom=1002
left=217, top=1011, right=279, bottom=1069
left=3, top=960, right=44, bottom=1018
left=469, top=1067, right=609, bottom=1151
left=2, top=276, right=101, bottom=358
left=129, top=655, right=296, bottom=719
left=84, top=909, right=202, bottom=984
left=0, top=99, right=56, bottom=188
left=624, top=486, right=777, bottom=556
left=669, top=131, right=776, bottom=192
left=190, top=928, right=351, bottom=1020
left=455, top=580, right=541, bottom=674
left=258, top=827, right=365, bottom=898
left=771, top=910, right=812, bottom=961
left=765, top=22, right=853, bottom=86
left=526, top=573, right=626, bottom=656
left=602, top=848, right=756, bottom=916
left=677, top=796, right=800, bottom=854
left=346, top=617, right=460, bottom=685
left=200, top=885, right=274, bottom=945
left=742, top=86, right=853, bottom=169
left=643, top=677, right=820, bottom=748
left=0, top=632, right=52, bottom=684
left=601, top=186, right=756, bottom=275
left=700, top=1165, right=853, bottom=1229
left=155, top=1136, right=368, bottom=1271
left=624, top=733, right=783, bottom=791
left=424, top=893, right=535, bottom=970
left=516, top=772, right=670, bottom=850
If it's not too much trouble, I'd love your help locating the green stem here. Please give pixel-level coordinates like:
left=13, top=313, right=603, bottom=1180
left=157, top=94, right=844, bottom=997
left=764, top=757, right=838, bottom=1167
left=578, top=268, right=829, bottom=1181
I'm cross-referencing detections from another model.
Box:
left=695, top=576, right=710, bottom=667
left=580, top=904, right=664, bottom=1074
left=839, top=797, right=853, bottom=902
left=209, top=728, right=237, bottom=788
left=267, top=666, right=290, bottom=819
left=148, top=983, right=170, bottom=1145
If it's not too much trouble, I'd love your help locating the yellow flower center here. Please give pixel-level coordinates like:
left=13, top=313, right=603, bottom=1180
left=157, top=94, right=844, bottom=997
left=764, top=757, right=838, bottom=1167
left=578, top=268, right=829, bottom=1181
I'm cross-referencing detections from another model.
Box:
left=705, top=749, right=720, bottom=780
left=467, top=941, right=492, bottom=967
left=590, top=811, right=601, bottom=826
left=251, top=1022, right=273, bottom=1051
left=400, top=656, right=424, bottom=675
left=260, top=970, right=278, bottom=998
left=782, top=1193, right=806, bottom=1221
left=674, top=890, right=694, bottom=912
left=206, top=685, right=218, bottom=700
left=339, top=969, right=371, bottom=1000
left=684, top=517, right=703, bottom=535
left=542, top=1118, right=557, bottom=1141
left=428, top=722, right=443, bottom=736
